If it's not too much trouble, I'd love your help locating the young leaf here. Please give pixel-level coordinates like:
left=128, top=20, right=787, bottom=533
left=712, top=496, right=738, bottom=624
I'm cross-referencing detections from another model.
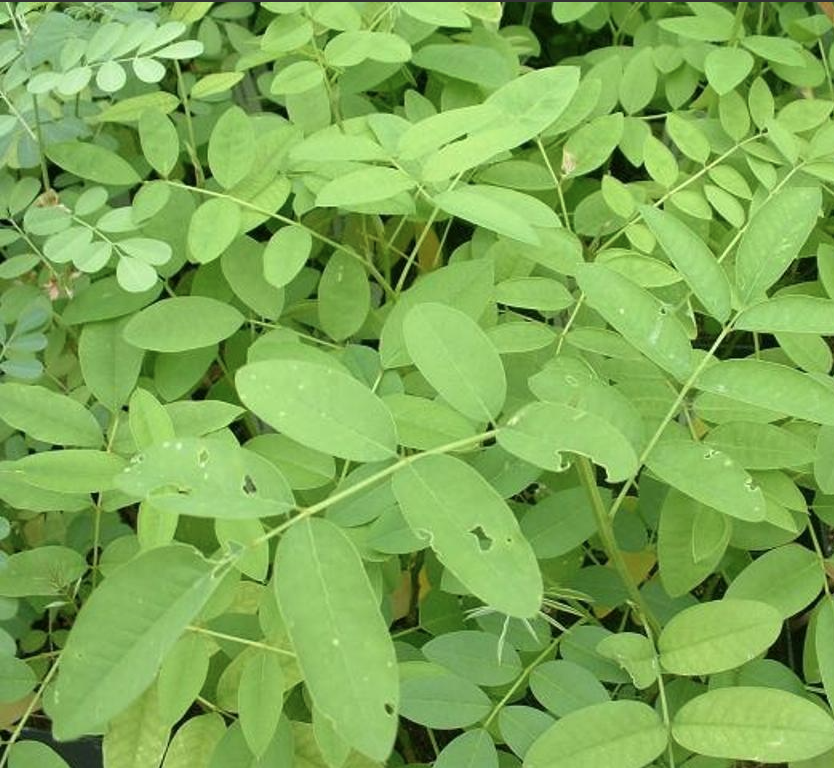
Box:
left=735, top=187, right=821, bottom=304
left=499, top=401, right=638, bottom=483
left=672, top=687, right=834, bottom=763
left=639, top=205, right=731, bottom=321
left=696, top=359, right=834, bottom=426
left=524, top=701, right=667, bottom=768
left=403, top=302, right=506, bottom=422
left=49, top=545, right=220, bottom=740
left=122, top=297, right=244, bottom=352
left=274, top=518, right=398, bottom=761
left=236, top=360, right=398, bottom=461
left=657, top=599, right=782, bottom=675
left=391, top=453, right=542, bottom=618
left=576, top=263, right=693, bottom=380
left=0, top=383, right=102, bottom=447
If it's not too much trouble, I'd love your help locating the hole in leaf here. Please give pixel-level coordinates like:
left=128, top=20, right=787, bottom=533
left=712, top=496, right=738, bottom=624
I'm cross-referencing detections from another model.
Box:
left=197, top=448, right=209, bottom=467
left=469, top=525, right=493, bottom=552
left=384, top=702, right=395, bottom=716
left=242, top=475, right=257, bottom=495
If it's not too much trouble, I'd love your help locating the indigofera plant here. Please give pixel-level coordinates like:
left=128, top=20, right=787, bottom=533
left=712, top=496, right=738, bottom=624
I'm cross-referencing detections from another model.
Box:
left=3, top=2, right=834, bottom=768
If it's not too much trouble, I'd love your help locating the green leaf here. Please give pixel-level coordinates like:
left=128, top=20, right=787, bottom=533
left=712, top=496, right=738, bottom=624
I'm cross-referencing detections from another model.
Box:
left=191, top=72, right=245, bottom=99
left=736, top=295, right=834, bottom=334
left=79, top=318, right=144, bottom=412
left=7, top=742, right=70, bottom=768
left=161, top=713, right=225, bottom=768
left=816, top=426, right=834, bottom=493
left=619, top=48, right=657, bottom=115
left=421, top=630, right=522, bottom=687
left=46, top=141, right=140, bottom=185
left=391, top=453, right=542, bottom=618
left=91, top=93, right=181, bottom=124
left=499, top=707, right=554, bottom=760
left=274, top=518, right=398, bottom=761
left=665, top=114, right=710, bottom=163
left=435, top=730, right=498, bottom=768
left=8, top=450, right=125, bottom=493
left=563, top=113, right=625, bottom=177
left=0, top=546, right=87, bottom=597
left=658, top=490, right=731, bottom=597
left=643, top=135, right=678, bottom=187
left=239, top=649, right=285, bottom=757
left=116, top=436, right=294, bottom=519
left=400, top=662, right=491, bottom=729
left=383, top=394, right=477, bottom=452
left=208, top=107, right=255, bottom=189
left=432, top=186, right=540, bottom=245
left=0, top=655, right=36, bottom=703
left=0, top=383, right=102, bottom=447
left=658, top=3, right=735, bottom=42
left=495, top=277, right=573, bottom=312
left=524, top=701, right=667, bottom=768
left=102, top=684, right=169, bottom=768
left=725, top=544, right=823, bottom=619
left=576, top=263, right=693, bottom=380
left=499, top=401, right=638, bottom=483
left=735, top=187, right=821, bottom=303
left=672, top=687, right=834, bottom=763
left=402, top=302, right=506, bottom=422
left=157, top=633, right=212, bottom=725
left=596, top=633, right=658, bottom=690
left=316, top=167, right=415, bottom=208
left=645, top=438, right=766, bottom=522
left=529, top=660, right=610, bottom=717
left=657, top=599, right=782, bottom=675
left=324, top=31, right=411, bottom=66
left=262, top=225, right=312, bottom=289
left=705, top=48, right=754, bottom=95
left=639, top=206, right=731, bottom=321
left=271, top=61, right=323, bottom=96
left=704, top=421, right=815, bottom=469
left=696, top=359, right=834, bottom=426
left=49, top=545, right=220, bottom=740
left=188, top=198, right=241, bottom=263
left=123, top=297, right=244, bottom=352
left=236, top=359, right=397, bottom=461
left=138, top=108, right=179, bottom=178
left=319, top=252, right=370, bottom=341
left=412, top=44, right=512, bottom=89
left=129, top=388, right=175, bottom=451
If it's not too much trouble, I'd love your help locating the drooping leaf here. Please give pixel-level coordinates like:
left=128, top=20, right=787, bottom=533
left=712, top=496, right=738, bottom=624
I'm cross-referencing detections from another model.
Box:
left=672, top=687, right=834, bottom=763
left=49, top=545, right=220, bottom=740
left=236, top=360, right=398, bottom=461
left=274, top=518, right=398, bottom=761
left=391, top=453, right=542, bottom=618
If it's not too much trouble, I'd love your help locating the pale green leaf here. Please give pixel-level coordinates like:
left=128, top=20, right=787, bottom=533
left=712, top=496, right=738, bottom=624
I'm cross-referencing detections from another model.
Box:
left=79, top=318, right=144, bottom=412
left=236, top=360, right=397, bottom=461
left=7, top=450, right=125, bottom=493
left=319, top=252, right=370, bottom=341
left=657, top=599, right=782, bottom=675
left=524, top=701, right=667, bottom=768
left=46, top=141, right=140, bottom=185
left=391, top=453, right=542, bottom=618
left=0, top=546, right=87, bottom=597
left=263, top=225, right=312, bottom=289
left=529, top=660, right=609, bottom=717
left=208, top=107, right=255, bottom=189
left=239, top=649, right=285, bottom=757
left=435, top=730, right=498, bottom=768
left=672, top=687, right=834, bottom=763
left=188, top=198, right=241, bottom=263
left=736, top=295, right=834, bottom=334
left=49, top=545, right=220, bottom=740
left=403, top=302, right=506, bottom=422
left=274, top=518, right=398, bottom=761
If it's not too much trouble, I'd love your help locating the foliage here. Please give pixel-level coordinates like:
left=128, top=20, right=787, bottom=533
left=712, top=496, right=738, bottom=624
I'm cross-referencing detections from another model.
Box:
left=3, top=2, right=834, bottom=767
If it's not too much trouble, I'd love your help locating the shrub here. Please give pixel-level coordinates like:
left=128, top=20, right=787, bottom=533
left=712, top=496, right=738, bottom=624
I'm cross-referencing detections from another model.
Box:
left=2, top=2, right=834, bottom=767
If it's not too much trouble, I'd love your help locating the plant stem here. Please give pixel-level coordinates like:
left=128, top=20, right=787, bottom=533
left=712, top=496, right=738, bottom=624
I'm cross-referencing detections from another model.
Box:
left=186, top=625, right=296, bottom=657
left=576, top=456, right=660, bottom=634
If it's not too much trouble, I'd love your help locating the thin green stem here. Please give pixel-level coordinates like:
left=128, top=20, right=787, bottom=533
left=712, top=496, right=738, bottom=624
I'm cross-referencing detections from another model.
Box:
left=576, top=456, right=660, bottom=633
left=174, top=60, right=204, bottom=186
left=186, top=625, right=296, bottom=658
left=537, top=138, right=571, bottom=232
